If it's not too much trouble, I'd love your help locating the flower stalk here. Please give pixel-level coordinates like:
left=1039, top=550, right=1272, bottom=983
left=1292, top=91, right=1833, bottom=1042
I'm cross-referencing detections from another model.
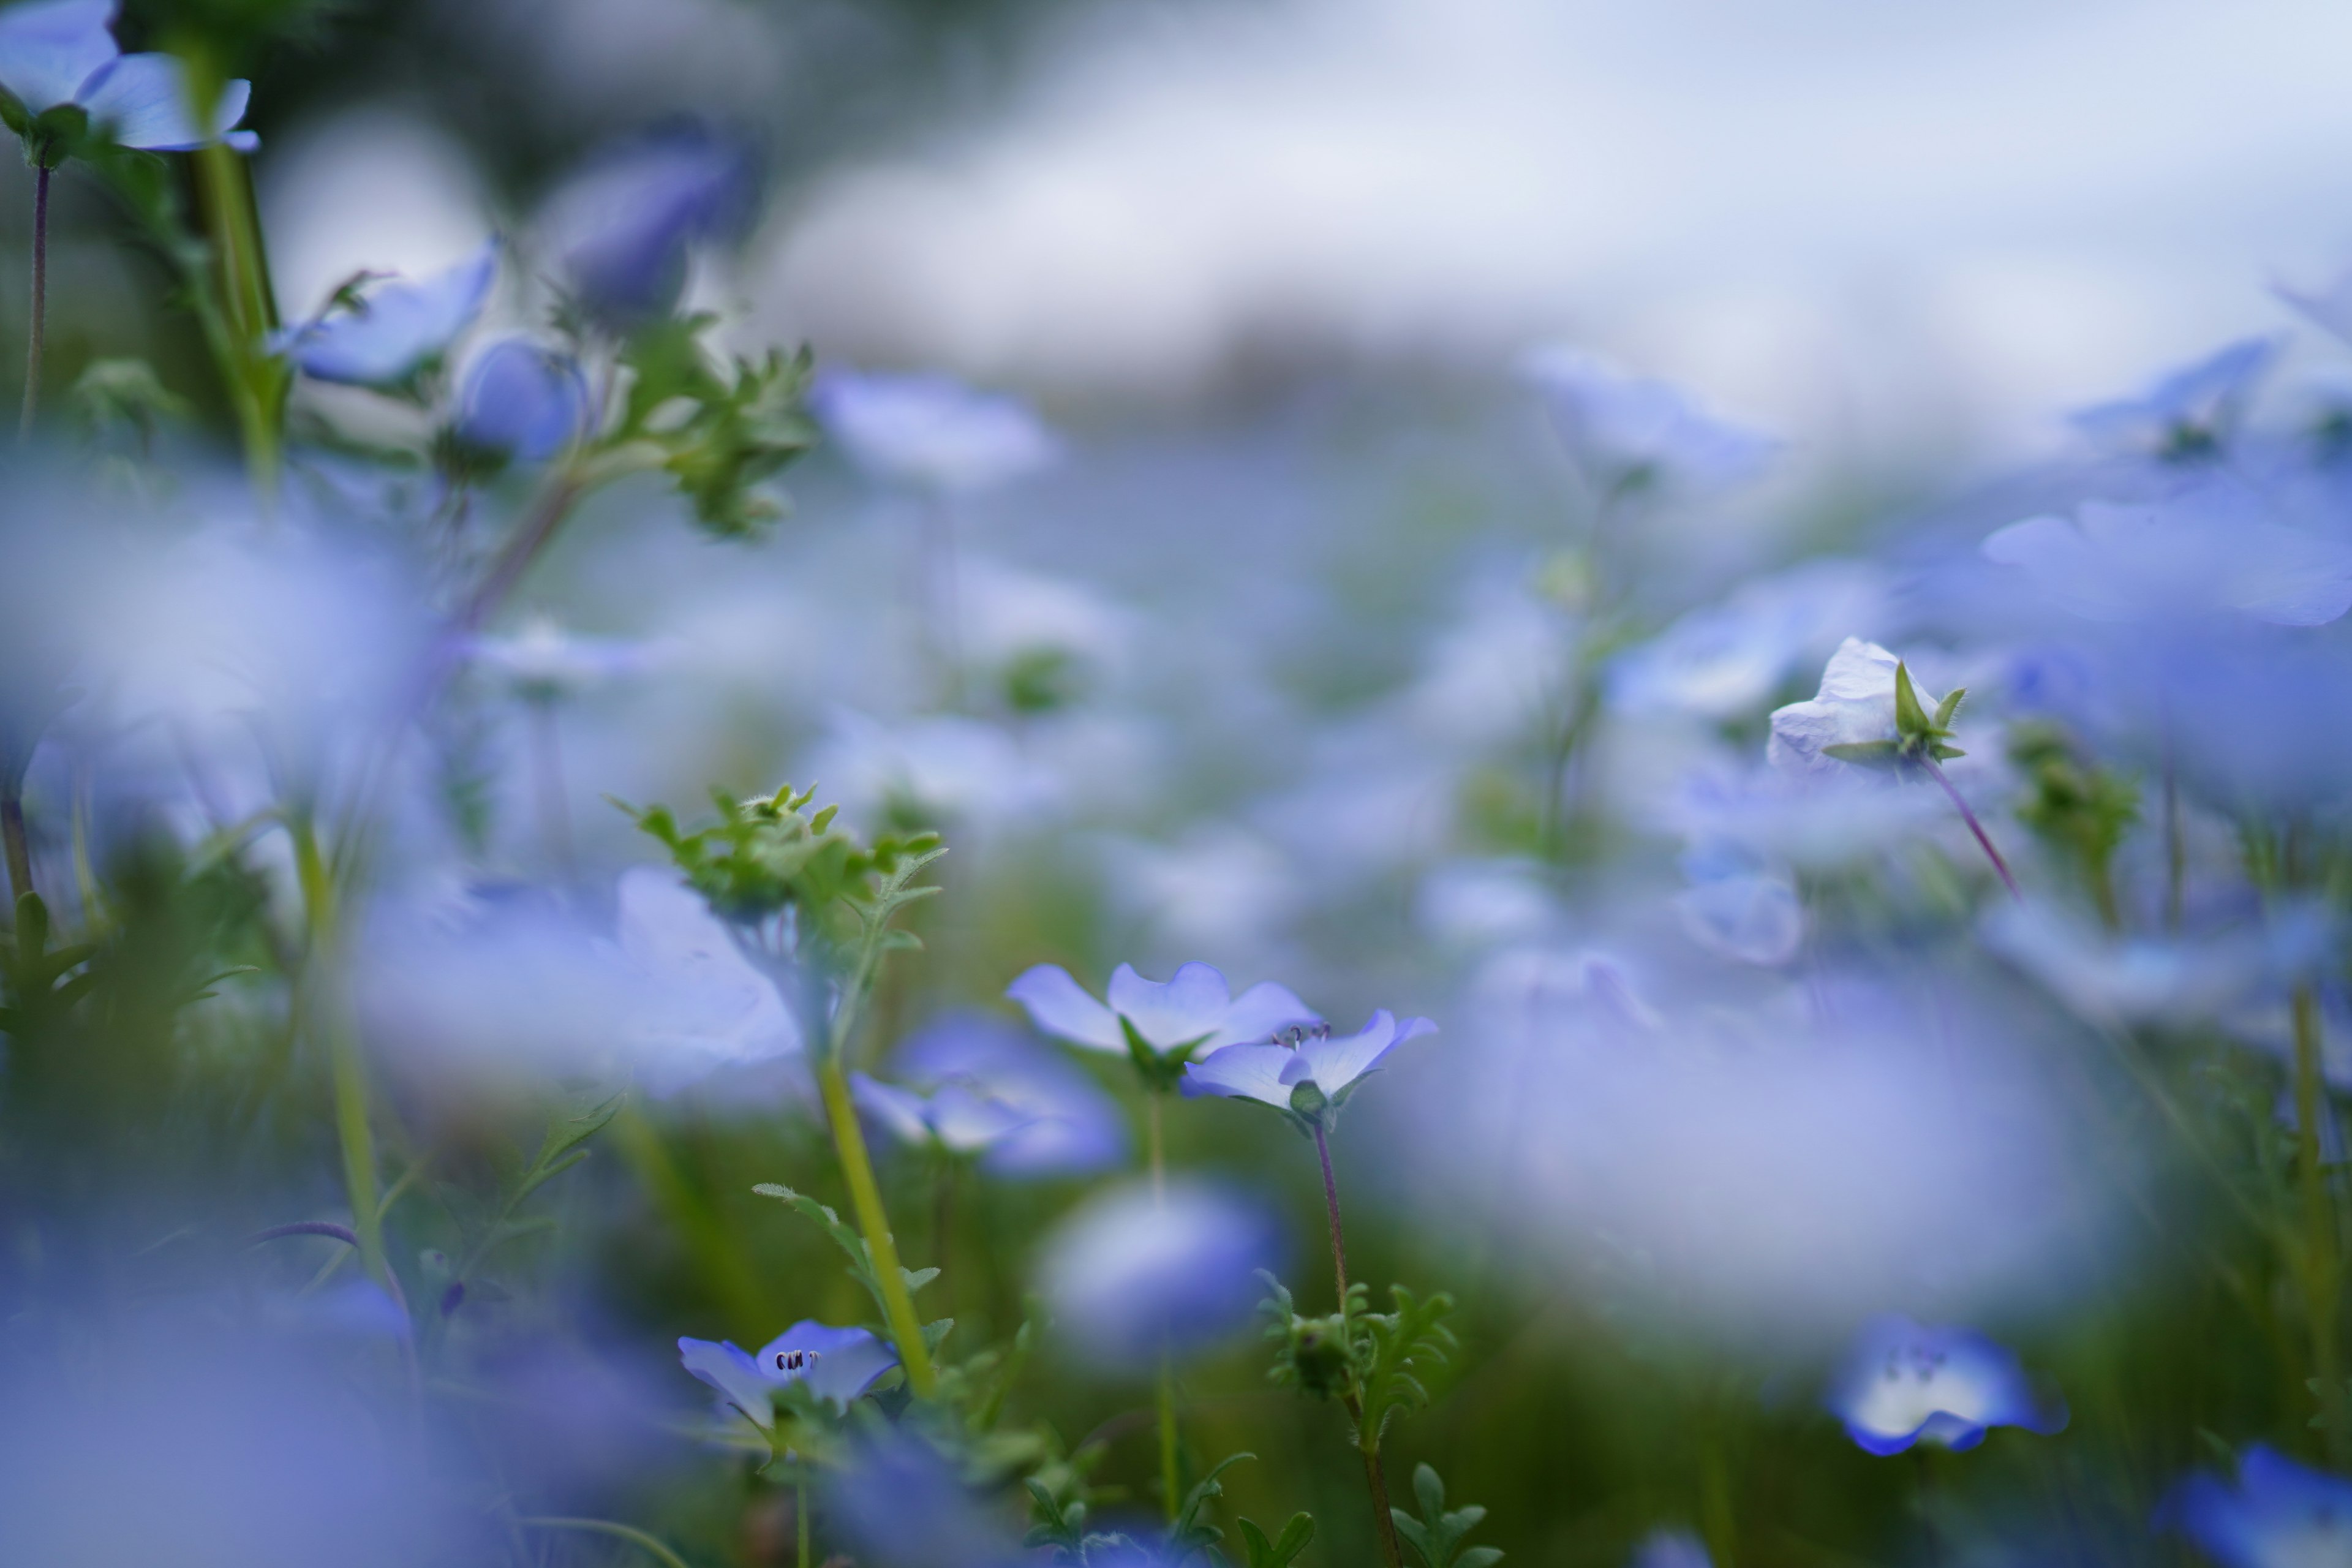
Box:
left=1313, top=1118, right=1405, bottom=1568
left=816, top=1052, right=938, bottom=1400
left=2293, top=984, right=2347, bottom=1466
left=20, top=160, right=48, bottom=439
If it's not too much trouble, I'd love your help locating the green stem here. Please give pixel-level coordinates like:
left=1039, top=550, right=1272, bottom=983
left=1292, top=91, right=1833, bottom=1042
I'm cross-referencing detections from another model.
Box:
left=796, top=1466, right=812, bottom=1568
left=816, top=1055, right=938, bottom=1399
left=190, top=137, right=283, bottom=502
left=1157, top=1352, right=1182, bottom=1523
left=610, top=1104, right=771, bottom=1334
left=291, top=816, right=391, bottom=1294
left=20, top=160, right=48, bottom=439
left=514, top=1517, right=695, bottom=1568
left=2294, top=986, right=2347, bottom=1464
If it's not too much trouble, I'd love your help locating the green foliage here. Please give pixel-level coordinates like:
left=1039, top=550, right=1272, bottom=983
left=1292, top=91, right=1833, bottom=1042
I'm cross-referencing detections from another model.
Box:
left=72, top=358, right=191, bottom=455
left=1235, top=1511, right=1316, bottom=1568
left=443, top=1091, right=628, bottom=1299
left=1392, top=1464, right=1502, bottom=1568
left=752, top=1182, right=941, bottom=1337
left=1823, top=661, right=1967, bottom=775
left=2010, top=722, right=2139, bottom=919
left=1167, top=1450, right=1253, bottom=1560
left=1262, top=1272, right=1459, bottom=1446
left=1357, top=1286, right=1459, bottom=1445
left=0, top=894, right=98, bottom=1038
left=624, top=783, right=941, bottom=938
left=617, top=317, right=818, bottom=540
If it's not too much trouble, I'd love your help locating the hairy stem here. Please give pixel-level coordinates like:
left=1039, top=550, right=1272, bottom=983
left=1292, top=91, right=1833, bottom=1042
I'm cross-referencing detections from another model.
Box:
left=293, top=818, right=391, bottom=1295
left=20, top=161, right=48, bottom=439
left=816, top=1056, right=938, bottom=1398
left=1158, top=1352, right=1182, bottom=1521
left=1315, top=1122, right=1404, bottom=1568
left=190, top=138, right=283, bottom=500
left=2294, top=986, right=2348, bottom=1465
left=1923, top=758, right=2020, bottom=899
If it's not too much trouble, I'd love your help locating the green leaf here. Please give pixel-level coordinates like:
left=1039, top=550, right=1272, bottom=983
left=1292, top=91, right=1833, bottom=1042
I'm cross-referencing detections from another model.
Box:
left=753, top=1182, right=895, bottom=1327
left=1892, top=660, right=1931, bottom=740
left=1168, top=1451, right=1254, bottom=1554
left=1237, top=1513, right=1316, bottom=1568
left=1357, top=1287, right=1457, bottom=1442
left=1390, top=1463, right=1501, bottom=1568
left=1933, top=685, right=1967, bottom=729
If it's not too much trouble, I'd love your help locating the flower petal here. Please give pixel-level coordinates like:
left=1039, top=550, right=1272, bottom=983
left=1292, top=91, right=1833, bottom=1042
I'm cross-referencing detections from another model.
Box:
left=676, top=1336, right=772, bottom=1425
left=1296, top=1011, right=1435, bottom=1095
left=279, top=242, right=496, bottom=386
left=1213, top=979, right=1322, bottom=1047
left=1107, top=960, right=1232, bottom=1049
left=78, top=53, right=244, bottom=151
left=0, top=0, right=116, bottom=117
left=1005, top=963, right=1122, bottom=1052
left=850, top=1072, right=933, bottom=1147
left=1179, top=1043, right=1298, bottom=1107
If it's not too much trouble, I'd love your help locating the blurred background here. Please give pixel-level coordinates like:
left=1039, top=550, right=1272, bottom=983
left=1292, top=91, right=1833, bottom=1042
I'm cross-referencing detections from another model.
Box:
left=6, top=0, right=2351, bottom=1564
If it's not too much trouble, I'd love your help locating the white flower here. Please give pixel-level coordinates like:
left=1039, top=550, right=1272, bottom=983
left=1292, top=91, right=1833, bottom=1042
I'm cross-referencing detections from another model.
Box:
left=1766, top=638, right=1909, bottom=774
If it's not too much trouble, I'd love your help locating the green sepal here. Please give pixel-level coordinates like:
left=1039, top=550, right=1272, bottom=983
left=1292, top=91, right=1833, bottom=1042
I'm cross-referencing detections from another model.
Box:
left=1893, top=660, right=1932, bottom=741
left=1820, top=739, right=1902, bottom=770
left=1122, top=1016, right=1211, bottom=1093
left=1934, top=686, right=1968, bottom=729
left=1237, top=1512, right=1316, bottom=1568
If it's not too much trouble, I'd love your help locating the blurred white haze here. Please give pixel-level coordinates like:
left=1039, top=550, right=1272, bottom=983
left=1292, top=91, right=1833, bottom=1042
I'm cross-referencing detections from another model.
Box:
left=274, top=0, right=2352, bottom=460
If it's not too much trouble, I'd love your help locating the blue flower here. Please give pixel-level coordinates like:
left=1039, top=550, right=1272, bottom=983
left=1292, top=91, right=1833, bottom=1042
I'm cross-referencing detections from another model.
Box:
left=1006, top=960, right=1319, bottom=1063
left=543, top=123, right=756, bottom=326
left=676, top=1320, right=895, bottom=1423
left=1608, top=559, right=1888, bottom=720
left=1768, top=638, right=1941, bottom=775
left=274, top=243, right=497, bottom=389
left=1823, top=1315, right=2065, bottom=1456
left=884, top=1010, right=1127, bottom=1177
left=1181, top=1010, right=1436, bottom=1115
left=0, top=0, right=257, bottom=154
left=851, top=1072, right=1036, bottom=1158
left=2160, top=1444, right=2352, bottom=1568
left=1035, top=1179, right=1280, bottom=1369
left=812, top=369, right=1061, bottom=494
left=2068, top=337, right=2275, bottom=459
left=454, top=339, right=591, bottom=463
left=1517, top=345, right=1779, bottom=499
left=1629, top=1529, right=1713, bottom=1568
left=1982, top=482, right=2352, bottom=628
left=1673, top=853, right=1803, bottom=968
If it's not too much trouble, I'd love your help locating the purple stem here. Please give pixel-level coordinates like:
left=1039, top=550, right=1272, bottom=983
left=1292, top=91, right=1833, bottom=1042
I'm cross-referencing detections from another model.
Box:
left=1313, top=1121, right=1350, bottom=1308
left=1924, top=757, right=2020, bottom=900
left=20, top=162, right=47, bottom=439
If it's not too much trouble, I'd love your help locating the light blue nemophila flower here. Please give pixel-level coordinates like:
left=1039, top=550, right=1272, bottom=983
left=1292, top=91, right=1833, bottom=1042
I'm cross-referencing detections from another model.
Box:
left=1983, top=482, right=2352, bottom=628
left=857, top=1011, right=1126, bottom=1177
left=543, top=122, right=756, bottom=327
left=812, top=369, right=1061, bottom=495
left=0, top=0, right=257, bottom=156
left=1007, top=960, right=1319, bottom=1086
left=1517, top=344, right=1779, bottom=500
left=1824, top=1314, right=2065, bottom=1456
left=2069, top=336, right=2276, bottom=461
left=274, top=243, right=496, bottom=390
left=2160, top=1444, right=2352, bottom=1568
left=1182, top=1011, right=1436, bottom=1127
left=454, top=338, right=591, bottom=462
left=676, top=1321, right=894, bottom=1423
left=1035, top=1178, right=1280, bottom=1369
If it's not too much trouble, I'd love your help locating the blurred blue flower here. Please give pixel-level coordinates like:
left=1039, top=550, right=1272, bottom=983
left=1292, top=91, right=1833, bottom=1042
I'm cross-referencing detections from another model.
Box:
left=1982, top=483, right=2352, bottom=628
left=1629, top=1529, right=1713, bottom=1568
left=888, top=1011, right=1127, bottom=1176
left=1182, top=1010, right=1436, bottom=1114
left=2160, top=1444, right=2352, bottom=1568
left=1036, top=1178, right=1280, bottom=1368
left=1981, top=900, right=2310, bottom=1030
left=0, top=1, right=256, bottom=153
left=1673, top=855, right=1803, bottom=968
left=677, top=1320, right=894, bottom=1423
left=1609, top=559, right=1888, bottom=721
left=544, top=123, right=756, bottom=326
left=1008, top=960, right=1319, bottom=1062
left=274, top=243, right=496, bottom=388
left=1517, top=345, right=1778, bottom=499
left=812, top=369, right=1061, bottom=494
left=852, top=1071, right=1035, bottom=1156
left=2069, top=337, right=2275, bottom=459
left=464, top=614, right=661, bottom=703
left=827, top=1433, right=1023, bottom=1568
left=455, top=338, right=592, bottom=462
left=1825, top=1314, right=2065, bottom=1456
